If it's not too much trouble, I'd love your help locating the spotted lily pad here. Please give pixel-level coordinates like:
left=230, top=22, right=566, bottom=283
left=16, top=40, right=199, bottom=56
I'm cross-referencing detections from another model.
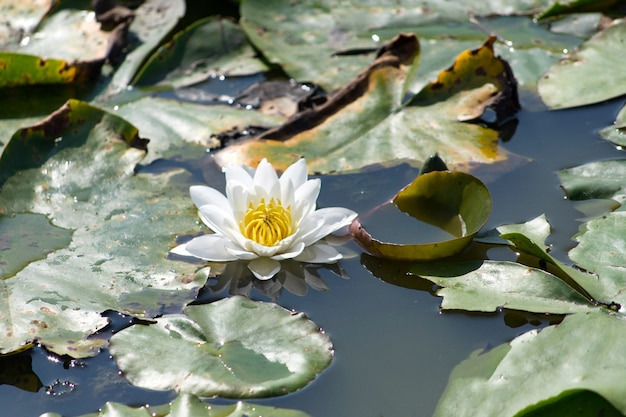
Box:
left=0, top=213, right=72, bottom=279
left=109, top=296, right=333, bottom=398
left=215, top=36, right=519, bottom=175
left=0, top=99, right=208, bottom=356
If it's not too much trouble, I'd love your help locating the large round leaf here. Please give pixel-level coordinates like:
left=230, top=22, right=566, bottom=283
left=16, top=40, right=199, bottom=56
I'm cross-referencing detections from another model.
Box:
left=433, top=311, right=626, bottom=417
left=538, top=21, right=626, bottom=109
left=351, top=171, right=491, bottom=260
left=109, top=296, right=333, bottom=398
left=0, top=100, right=208, bottom=356
left=133, top=17, right=267, bottom=89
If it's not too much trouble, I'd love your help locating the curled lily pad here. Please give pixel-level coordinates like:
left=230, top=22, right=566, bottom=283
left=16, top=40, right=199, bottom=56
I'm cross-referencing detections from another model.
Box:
left=109, top=296, right=333, bottom=398
left=350, top=170, right=491, bottom=260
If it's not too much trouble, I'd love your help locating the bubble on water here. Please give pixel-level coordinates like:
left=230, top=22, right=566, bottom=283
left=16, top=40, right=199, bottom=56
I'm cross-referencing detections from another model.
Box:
left=46, top=379, right=77, bottom=396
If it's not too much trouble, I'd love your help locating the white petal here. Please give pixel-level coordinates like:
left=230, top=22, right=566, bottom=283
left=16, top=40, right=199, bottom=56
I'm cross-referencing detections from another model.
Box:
left=248, top=240, right=284, bottom=257
left=254, top=159, right=279, bottom=194
left=225, top=182, right=249, bottom=218
left=294, top=243, right=343, bottom=263
left=298, top=207, right=358, bottom=246
left=181, top=234, right=239, bottom=261
left=293, top=179, right=320, bottom=217
left=225, top=245, right=260, bottom=260
left=280, top=158, right=308, bottom=190
left=197, top=204, right=237, bottom=235
left=190, top=185, right=229, bottom=211
left=248, top=258, right=282, bottom=280
left=271, top=241, right=306, bottom=260
left=225, top=164, right=253, bottom=188
left=170, top=243, right=195, bottom=257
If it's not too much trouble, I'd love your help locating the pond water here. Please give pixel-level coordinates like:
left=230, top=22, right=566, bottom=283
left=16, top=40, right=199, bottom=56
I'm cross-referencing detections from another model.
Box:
left=1, top=78, right=625, bottom=417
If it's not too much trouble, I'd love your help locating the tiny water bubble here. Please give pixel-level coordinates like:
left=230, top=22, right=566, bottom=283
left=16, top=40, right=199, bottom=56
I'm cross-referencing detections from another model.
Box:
left=46, top=379, right=77, bottom=396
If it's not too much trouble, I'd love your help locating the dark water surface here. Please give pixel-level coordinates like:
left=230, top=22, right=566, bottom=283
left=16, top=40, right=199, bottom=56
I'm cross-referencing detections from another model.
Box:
left=2, top=84, right=625, bottom=416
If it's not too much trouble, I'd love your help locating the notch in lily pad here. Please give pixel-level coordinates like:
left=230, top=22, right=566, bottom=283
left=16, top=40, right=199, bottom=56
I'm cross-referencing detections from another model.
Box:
left=350, top=162, right=491, bottom=261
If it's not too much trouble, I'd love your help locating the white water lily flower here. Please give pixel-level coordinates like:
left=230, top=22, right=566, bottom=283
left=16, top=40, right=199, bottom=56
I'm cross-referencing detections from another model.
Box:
left=171, top=158, right=358, bottom=280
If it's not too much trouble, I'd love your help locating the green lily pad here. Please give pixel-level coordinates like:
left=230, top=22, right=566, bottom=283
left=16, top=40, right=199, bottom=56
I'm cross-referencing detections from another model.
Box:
left=215, top=37, right=519, bottom=175
left=133, top=17, right=267, bottom=89
left=558, top=159, right=626, bottom=204
left=106, top=0, right=185, bottom=93
left=114, top=96, right=284, bottom=164
left=599, top=103, right=626, bottom=147
left=0, top=99, right=208, bottom=356
left=568, top=209, right=626, bottom=310
left=409, top=260, right=595, bottom=314
left=434, top=311, right=626, bottom=417
left=538, top=21, right=626, bottom=109
left=536, top=0, right=622, bottom=20
left=0, top=213, right=72, bottom=279
left=0, top=2, right=127, bottom=87
left=40, top=392, right=311, bottom=417
left=109, top=296, right=333, bottom=398
left=0, top=0, right=53, bottom=44
left=240, top=0, right=553, bottom=92
left=351, top=170, right=491, bottom=261
left=497, top=222, right=608, bottom=307
left=517, top=389, right=624, bottom=417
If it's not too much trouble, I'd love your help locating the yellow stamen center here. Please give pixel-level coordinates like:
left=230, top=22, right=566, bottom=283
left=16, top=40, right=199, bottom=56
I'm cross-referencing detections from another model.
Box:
left=240, top=198, right=293, bottom=246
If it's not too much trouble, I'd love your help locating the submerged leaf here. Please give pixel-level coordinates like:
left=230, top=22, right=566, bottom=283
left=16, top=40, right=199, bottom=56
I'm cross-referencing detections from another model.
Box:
left=351, top=170, right=491, bottom=260
left=434, top=311, right=626, bottom=417
left=110, top=296, right=333, bottom=398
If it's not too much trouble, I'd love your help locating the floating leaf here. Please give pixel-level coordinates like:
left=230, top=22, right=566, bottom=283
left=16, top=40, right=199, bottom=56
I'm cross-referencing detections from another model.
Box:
left=598, top=103, right=626, bottom=147
left=106, top=0, right=185, bottom=93
left=0, top=213, right=72, bottom=278
left=558, top=159, right=626, bottom=204
left=0, top=3, right=128, bottom=87
left=475, top=214, right=551, bottom=246
left=215, top=36, right=519, bottom=175
left=133, top=17, right=267, bottom=89
left=497, top=223, right=608, bottom=307
left=240, top=0, right=553, bottom=91
left=351, top=171, right=491, bottom=260
left=0, top=100, right=208, bottom=356
left=538, top=21, right=626, bottom=109
left=110, top=296, right=333, bottom=398
left=517, top=389, right=624, bottom=417
left=433, top=311, right=626, bottom=417
left=114, top=96, right=283, bottom=164
left=536, top=0, right=622, bottom=20
left=40, top=392, right=311, bottom=417
left=568, top=209, right=626, bottom=310
left=409, top=260, right=595, bottom=314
